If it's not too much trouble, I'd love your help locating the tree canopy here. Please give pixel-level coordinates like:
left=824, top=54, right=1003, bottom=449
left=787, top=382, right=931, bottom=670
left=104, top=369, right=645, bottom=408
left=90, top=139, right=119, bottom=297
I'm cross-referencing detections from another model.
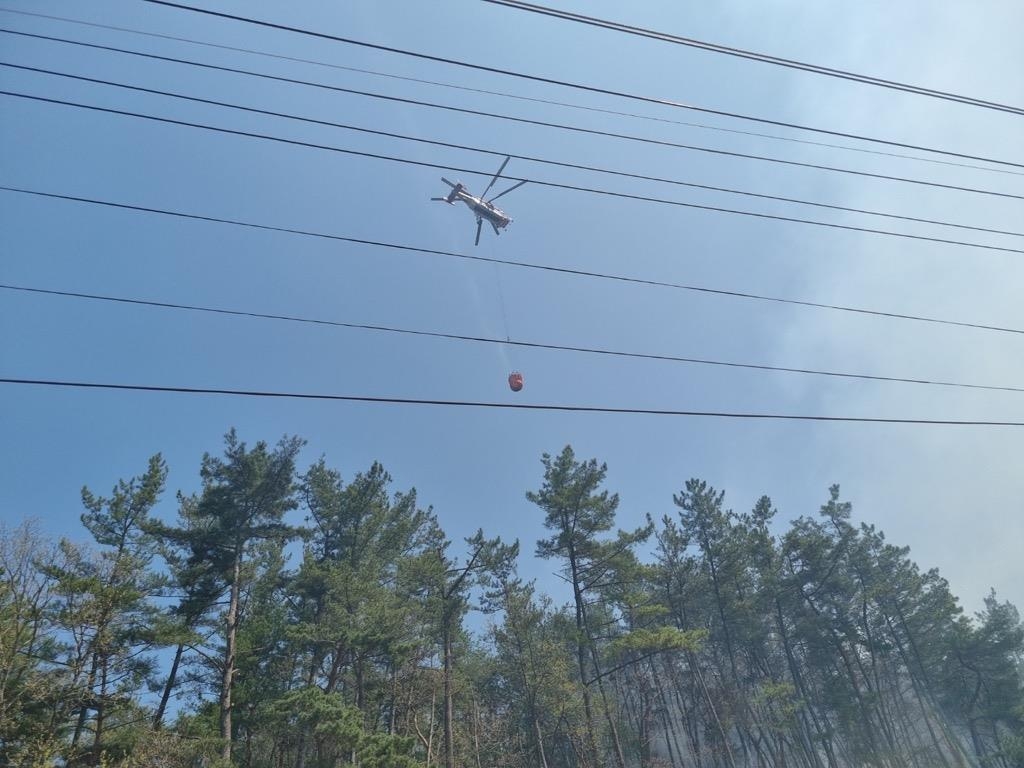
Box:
left=1, top=433, right=1021, bottom=768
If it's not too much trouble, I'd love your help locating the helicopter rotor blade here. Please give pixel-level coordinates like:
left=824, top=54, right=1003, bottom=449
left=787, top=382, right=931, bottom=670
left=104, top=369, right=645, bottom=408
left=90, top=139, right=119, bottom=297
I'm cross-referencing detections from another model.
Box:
left=488, top=179, right=528, bottom=203
left=474, top=218, right=483, bottom=247
left=479, top=155, right=510, bottom=201
left=441, top=177, right=457, bottom=189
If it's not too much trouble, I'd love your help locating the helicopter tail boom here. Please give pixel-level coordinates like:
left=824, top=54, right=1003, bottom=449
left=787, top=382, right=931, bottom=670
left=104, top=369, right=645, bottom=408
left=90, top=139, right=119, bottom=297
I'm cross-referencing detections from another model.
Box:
left=437, top=177, right=464, bottom=204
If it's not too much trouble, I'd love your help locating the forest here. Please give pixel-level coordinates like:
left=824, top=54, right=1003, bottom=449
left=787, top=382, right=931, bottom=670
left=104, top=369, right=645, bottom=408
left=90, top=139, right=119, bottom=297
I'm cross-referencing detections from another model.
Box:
left=1, top=431, right=1021, bottom=768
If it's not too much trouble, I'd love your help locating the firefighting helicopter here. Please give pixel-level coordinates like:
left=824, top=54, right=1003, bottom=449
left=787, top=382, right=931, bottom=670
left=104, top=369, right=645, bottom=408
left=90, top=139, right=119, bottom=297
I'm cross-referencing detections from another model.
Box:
left=432, top=156, right=527, bottom=246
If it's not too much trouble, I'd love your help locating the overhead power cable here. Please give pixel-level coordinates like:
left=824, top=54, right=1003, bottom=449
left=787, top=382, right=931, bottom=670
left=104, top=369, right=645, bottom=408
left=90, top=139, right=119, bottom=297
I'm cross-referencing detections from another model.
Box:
left=4, top=184, right=1023, bottom=337
left=1, top=7, right=1017, bottom=177
left=482, top=0, right=1024, bottom=117
left=7, top=61, right=1020, bottom=240
left=7, top=283, right=1022, bottom=394
left=138, top=0, right=1024, bottom=171
left=3, top=378, right=1023, bottom=426
left=5, top=90, right=1022, bottom=255
left=8, top=30, right=1019, bottom=200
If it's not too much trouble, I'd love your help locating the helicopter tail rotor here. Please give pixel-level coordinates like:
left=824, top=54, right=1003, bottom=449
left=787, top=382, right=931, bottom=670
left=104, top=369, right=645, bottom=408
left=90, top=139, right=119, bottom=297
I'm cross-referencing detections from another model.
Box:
left=474, top=218, right=483, bottom=247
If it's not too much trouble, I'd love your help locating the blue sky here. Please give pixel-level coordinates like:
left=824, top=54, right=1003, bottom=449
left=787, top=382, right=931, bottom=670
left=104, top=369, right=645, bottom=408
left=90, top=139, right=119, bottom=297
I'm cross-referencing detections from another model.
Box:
left=1, top=0, right=1023, bottom=614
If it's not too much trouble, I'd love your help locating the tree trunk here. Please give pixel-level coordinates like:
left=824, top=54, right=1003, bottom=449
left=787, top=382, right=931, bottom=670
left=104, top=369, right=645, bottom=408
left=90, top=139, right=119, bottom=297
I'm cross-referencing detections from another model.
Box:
left=568, top=544, right=603, bottom=768
left=95, top=658, right=108, bottom=760
left=389, top=663, right=399, bottom=736
left=473, top=697, right=483, bottom=768
left=221, top=553, right=243, bottom=762
left=428, top=686, right=437, bottom=766
left=775, top=599, right=832, bottom=768
left=692, top=652, right=737, bottom=768
left=443, top=611, right=456, bottom=768
left=590, top=656, right=628, bottom=768
left=884, top=613, right=951, bottom=768
left=71, top=650, right=100, bottom=752
left=894, top=608, right=972, bottom=768
left=533, top=709, right=551, bottom=768
left=153, top=642, right=184, bottom=730
left=649, top=658, right=684, bottom=768
left=702, top=545, right=756, bottom=768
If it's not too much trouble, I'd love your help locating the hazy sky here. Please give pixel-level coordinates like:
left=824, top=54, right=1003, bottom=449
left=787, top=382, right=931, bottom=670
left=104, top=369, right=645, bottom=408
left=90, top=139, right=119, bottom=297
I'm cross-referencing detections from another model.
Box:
left=1, top=0, right=1021, bottom=617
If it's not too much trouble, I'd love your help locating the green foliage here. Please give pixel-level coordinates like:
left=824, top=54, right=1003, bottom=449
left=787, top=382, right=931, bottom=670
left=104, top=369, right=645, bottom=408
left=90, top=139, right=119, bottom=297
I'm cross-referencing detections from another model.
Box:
left=0, top=522, right=63, bottom=762
left=94, top=722, right=204, bottom=768
left=3, top=438, right=1023, bottom=768
left=267, top=687, right=418, bottom=767
left=751, top=681, right=803, bottom=730
left=608, top=626, right=707, bottom=655
left=153, top=431, right=304, bottom=761
left=41, top=456, right=169, bottom=761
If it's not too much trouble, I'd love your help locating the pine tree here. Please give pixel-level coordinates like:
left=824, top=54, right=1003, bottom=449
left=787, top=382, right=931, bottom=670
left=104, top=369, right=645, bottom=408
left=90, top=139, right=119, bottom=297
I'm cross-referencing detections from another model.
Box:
left=484, top=567, right=582, bottom=768
left=153, top=430, right=303, bottom=763
left=418, top=527, right=517, bottom=768
left=287, top=459, right=437, bottom=766
left=42, top=455, right=168, bottom=764
left=531, top=446, right=649, bottom=768
left=0, top=522, right=63, bottom=764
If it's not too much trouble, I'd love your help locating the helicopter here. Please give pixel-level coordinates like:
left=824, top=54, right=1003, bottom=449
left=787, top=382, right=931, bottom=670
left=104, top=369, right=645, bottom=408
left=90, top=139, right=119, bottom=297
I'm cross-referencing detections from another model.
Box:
left=432, top=156, right=527, bottom=246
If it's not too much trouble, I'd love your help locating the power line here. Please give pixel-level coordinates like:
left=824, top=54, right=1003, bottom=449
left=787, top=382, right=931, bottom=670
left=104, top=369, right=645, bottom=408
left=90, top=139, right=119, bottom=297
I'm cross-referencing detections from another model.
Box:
left=2, top=378, right=1022, bottom=426
left=7, top=283, right=1022, bottom=394
left=8, top=61, right=1020, bottom=241
left=482, top=0, right=1024, bottom=117
left=1, top=7, right=1017, bottom=178
left=5, top=184, right=1023, bottom=337
left=138, top=0, right=1024, bottom=171
left=8, top=30, right=1020, bottom=201
left=6, top=91, right=1023, bottom=255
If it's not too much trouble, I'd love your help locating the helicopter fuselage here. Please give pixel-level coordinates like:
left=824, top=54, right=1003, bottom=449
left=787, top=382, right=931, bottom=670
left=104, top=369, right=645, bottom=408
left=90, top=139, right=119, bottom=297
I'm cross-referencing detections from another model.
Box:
left=434, top=161, right=525, bottom=245
left=447, top=186, right=511, bottom=230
